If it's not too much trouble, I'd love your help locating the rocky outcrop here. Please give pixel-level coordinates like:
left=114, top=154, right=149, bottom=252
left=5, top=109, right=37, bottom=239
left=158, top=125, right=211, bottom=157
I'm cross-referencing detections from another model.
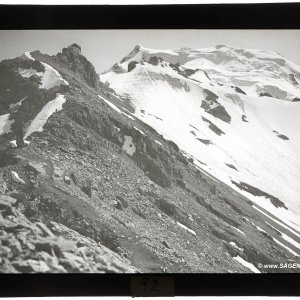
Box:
left=128, top=61, right=138, bottom=72
left=201, top=89, right=231, bottom=123
left=273, top=130, right=289, bottom=140
left=231, top=180, right=287, bottom=209
left=0, top=195, right=137, bottom=273
left=54, top=44, right=99, bottom=88
left=235, top=86, right=247, bottom=95
left=148, top=56, right=163, bottom=66
left=202, top=116, right=225, bottom=136
left=134, top=152, right=171, bottom=188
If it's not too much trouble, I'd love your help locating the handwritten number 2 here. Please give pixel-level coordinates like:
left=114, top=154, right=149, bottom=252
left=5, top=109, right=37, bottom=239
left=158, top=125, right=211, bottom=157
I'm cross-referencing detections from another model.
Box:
left=151, top=279, right=160, bottom=292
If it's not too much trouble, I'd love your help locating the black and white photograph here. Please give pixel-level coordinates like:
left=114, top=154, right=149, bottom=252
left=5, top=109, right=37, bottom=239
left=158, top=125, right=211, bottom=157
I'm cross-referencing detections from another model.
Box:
left=0, top=28, right=300, bottom=275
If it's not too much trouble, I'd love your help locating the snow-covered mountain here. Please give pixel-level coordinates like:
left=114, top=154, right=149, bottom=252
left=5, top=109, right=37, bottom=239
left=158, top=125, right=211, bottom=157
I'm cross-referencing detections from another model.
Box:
left=1, top=43, right=300, bottom=274
left=101, top=44, right=300, bottom=234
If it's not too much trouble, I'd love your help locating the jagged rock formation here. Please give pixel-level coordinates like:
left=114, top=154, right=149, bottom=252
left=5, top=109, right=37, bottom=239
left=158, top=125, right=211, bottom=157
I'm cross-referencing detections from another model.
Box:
left=54, top=44, right=99, bottom=88
left=0, top=195, right=136, bottom=273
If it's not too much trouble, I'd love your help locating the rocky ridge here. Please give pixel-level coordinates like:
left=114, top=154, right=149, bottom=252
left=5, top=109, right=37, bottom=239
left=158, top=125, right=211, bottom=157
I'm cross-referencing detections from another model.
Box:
left=0, top=195, right=136, bottom=273
left=0, top=44, right=299, bottom=273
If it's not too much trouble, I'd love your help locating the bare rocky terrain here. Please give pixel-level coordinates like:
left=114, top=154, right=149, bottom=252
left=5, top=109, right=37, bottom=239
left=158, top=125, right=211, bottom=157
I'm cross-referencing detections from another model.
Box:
left=0, top=44, right=299, bottom=273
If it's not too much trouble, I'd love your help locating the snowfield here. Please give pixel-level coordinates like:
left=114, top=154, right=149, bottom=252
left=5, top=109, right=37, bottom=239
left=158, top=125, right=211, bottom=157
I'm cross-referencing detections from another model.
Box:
left=101, top=44, right=300, bottom=235
left=24, top=94, right=66, bottom=139
left=39, top=62, right=69, bottom=89
left=20, top=52, right=69, bottom=89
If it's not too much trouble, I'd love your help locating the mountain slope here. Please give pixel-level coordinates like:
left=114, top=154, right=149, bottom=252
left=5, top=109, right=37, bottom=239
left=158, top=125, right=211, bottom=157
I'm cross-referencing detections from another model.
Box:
left=101, top=44, right=300, bottom=235
left=0, top=44, right=299, bottom=273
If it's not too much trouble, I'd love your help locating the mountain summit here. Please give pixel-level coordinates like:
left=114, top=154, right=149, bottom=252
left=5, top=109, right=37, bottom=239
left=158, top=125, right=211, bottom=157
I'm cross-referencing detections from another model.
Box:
left=0, top=43, right=300, bottom=273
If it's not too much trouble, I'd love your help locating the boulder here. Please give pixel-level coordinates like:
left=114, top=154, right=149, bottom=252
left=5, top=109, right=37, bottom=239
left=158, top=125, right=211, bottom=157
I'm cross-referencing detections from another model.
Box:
left=116, top=195, right=128, bottom=209
left=26, top=162, right=46, bottom=175
left=64, top=176, right=71, bottom=185
left=0, top=195, right=17, bottom=208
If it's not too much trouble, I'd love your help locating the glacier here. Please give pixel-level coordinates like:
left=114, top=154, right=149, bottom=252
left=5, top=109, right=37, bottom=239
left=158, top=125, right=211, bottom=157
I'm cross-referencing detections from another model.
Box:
left=101, top=44, right=300, bottom=235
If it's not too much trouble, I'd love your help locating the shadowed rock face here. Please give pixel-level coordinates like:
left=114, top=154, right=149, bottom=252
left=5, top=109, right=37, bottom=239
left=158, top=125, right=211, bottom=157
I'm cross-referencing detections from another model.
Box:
left=235, top=86, right=247, bottom=95
left=242, top=115, right=248, bottom=122
left=128, top=61, right=138, bottom=72
left=201, top=89, right=231, bottom=123
left=231, top=180, right=287, bottom=209
left=202, top=116, right=225, bottom=136
left=273, top=130, right=289, bottom=140
left=54, top=45, right=99, bottom=88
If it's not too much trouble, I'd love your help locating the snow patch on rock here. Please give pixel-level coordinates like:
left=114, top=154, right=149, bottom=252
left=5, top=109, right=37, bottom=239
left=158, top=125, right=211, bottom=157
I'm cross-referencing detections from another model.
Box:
left=229, top=241, right=243, bottom=252
left=18, top=53, right=68, bottom=89
left=230, top=226, right=245, bottom=236
left=18, top=68, right=42, bottom=78
left=122, top=135, right=136, bottom=156
left=155, top=140, right=163, bottom=147
left=24, top=94, right=66, bottom=139
left=177, top=221, right=196, bottom=235
left=233, top=256, right=260, bottom=273
left=273, top=238, right=299, bottom=257
left=24, top=51, right=34, bottom=61
left=40, top=62, right=69, bottom=89
left=9, top=140, right=30, bottom=148
left=99, top=95, right=135, bottom=121
left=9, top=96, right=28, bottom=109
left=11, top=171, right=25, bottom=184
left=134, top=126, right=146, bottom=136
left=0, top=114, right=14, bottom=135
left=101, top=96, right=122, bottom=113
left=253, top=206, right=300, bottom=239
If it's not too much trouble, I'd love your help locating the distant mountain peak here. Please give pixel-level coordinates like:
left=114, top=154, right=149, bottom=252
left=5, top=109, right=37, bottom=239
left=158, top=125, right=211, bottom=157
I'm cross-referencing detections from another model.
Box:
left=69, top=43, right=81, bottom=51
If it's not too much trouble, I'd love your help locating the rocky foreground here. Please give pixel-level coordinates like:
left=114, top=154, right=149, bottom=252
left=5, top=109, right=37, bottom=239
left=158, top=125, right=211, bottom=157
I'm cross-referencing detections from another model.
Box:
left=0, top=194, right=137, bottom=273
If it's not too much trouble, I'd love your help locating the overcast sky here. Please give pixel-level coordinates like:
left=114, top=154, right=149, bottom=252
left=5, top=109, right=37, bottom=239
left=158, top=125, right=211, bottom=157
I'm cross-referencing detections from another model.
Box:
left=1, top=30, right=300, bottom=73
